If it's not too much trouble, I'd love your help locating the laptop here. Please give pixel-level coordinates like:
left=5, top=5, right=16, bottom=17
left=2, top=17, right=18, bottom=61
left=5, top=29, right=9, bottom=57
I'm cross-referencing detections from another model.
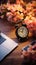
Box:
left=0, top=33, right=18, bottom=61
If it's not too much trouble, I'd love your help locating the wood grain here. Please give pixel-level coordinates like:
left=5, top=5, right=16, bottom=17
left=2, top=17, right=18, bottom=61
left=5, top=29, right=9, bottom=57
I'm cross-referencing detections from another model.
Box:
left=0, top=19, right=32, bottom=65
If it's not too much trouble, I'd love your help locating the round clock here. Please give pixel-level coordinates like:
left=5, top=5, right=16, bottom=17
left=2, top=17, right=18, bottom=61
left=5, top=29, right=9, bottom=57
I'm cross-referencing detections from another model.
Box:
left=16, top=24, right=29, bottom=42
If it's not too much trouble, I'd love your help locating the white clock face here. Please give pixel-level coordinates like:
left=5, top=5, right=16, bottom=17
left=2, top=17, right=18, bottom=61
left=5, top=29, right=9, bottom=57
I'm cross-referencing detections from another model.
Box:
left=18, top=26, right=28, bottom=38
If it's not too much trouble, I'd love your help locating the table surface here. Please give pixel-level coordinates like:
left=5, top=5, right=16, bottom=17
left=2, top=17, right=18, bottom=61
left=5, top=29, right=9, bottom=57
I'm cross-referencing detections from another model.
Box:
left=0, top=19, right=33, bottom=65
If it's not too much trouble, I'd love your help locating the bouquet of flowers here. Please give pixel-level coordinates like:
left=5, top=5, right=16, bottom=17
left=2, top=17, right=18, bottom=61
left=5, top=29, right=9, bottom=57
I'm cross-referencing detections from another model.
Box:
left=0, top=0, right=36, bottom=37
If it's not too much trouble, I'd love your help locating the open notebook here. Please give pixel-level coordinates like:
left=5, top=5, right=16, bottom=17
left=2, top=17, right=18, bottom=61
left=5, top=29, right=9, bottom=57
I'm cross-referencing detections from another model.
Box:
left=22, top=40, right=36, bottom=51
left=0, top=33, right=18, bottom=61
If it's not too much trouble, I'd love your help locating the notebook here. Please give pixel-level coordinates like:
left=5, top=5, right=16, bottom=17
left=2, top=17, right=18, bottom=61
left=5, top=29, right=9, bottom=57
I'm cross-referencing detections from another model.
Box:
left=0, top=33, right=18, bottom=61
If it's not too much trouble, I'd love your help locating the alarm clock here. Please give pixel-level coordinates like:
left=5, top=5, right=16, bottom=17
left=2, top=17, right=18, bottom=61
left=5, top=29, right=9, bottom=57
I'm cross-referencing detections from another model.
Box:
left=15, top=24, right=29, bottom=42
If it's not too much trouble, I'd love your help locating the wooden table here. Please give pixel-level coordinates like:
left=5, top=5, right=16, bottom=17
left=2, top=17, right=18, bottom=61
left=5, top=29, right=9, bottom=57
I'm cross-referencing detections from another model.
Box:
left=0, top=19, right=33, bottom=65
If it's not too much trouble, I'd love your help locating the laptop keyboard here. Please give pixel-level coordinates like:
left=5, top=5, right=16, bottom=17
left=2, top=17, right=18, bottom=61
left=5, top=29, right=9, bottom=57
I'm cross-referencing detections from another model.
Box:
left=0, top=36, right=6, bottom=45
